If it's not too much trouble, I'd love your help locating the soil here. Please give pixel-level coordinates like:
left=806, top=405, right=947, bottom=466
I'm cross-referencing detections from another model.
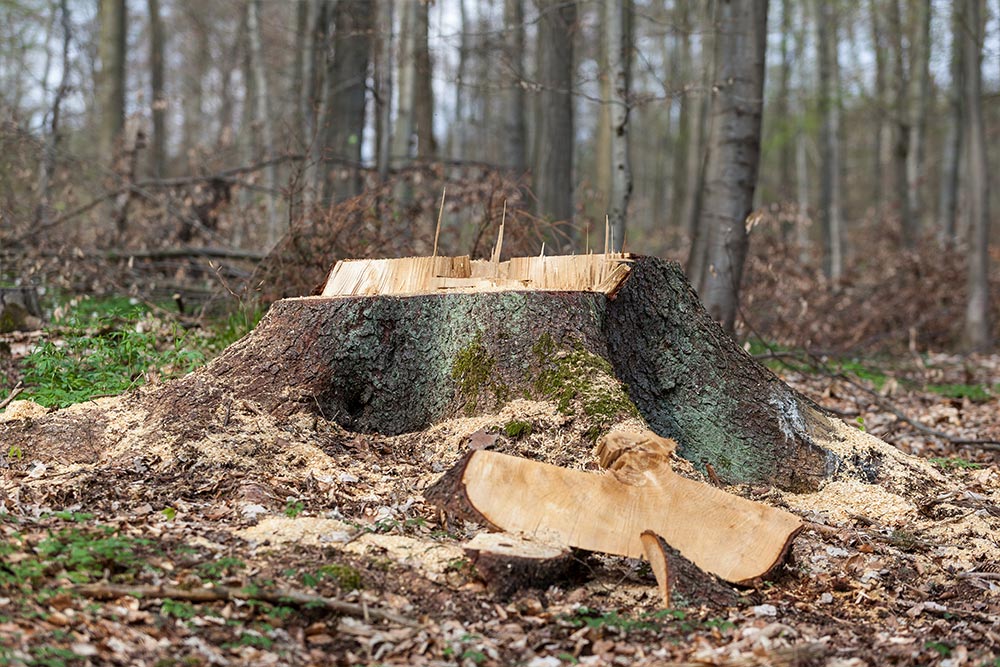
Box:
left=2, top=354, right=1000, bottom=667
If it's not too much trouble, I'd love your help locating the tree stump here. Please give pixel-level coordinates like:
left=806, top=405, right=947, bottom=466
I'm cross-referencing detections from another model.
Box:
left=2, top=254, right=939, bottom=495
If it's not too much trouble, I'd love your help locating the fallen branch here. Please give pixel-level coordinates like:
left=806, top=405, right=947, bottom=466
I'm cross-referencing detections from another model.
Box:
left=0, top=382, right=25, bottom=410
left=105, top=247, right=268, bottom=262
left=72, top=582, right=420, bottom=628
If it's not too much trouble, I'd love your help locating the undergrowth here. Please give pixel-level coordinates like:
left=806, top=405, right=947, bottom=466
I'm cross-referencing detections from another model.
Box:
left=11, top=296, right=261, bottom=408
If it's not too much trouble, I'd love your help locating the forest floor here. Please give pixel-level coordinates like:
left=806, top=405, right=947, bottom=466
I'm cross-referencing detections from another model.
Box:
left=2, top=342, right=1000, bottom=667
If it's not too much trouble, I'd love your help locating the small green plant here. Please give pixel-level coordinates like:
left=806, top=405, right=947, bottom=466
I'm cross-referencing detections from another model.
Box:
left=461, top=649, right=487, bottom=664
left=5, top=445, right=22, bottom=462
left=160, top=599, right=197, bottom=619
left=930, top=457, right=983, bottom=471
left=302, top=563, right=362, bottom=591
left=284, top=500, right=305, bottom=518
left=197, top=557, right=245, bottom=581
left=927, top=384, right=993, bottom=402
left=855, top=416, right=866, bottom=432
left=925, top=641, right=952, bottom=657
left=503, top=420, right=533, bottom=439
left=160, top=507, right=177, bottom=520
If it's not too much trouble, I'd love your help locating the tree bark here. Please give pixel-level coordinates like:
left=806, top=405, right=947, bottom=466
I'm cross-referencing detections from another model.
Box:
left=696, top=0, right=768, bottom=334
left=886, top=0, right=913, bottom=245
left=375, top=0, right=394, bottom=181
left=503, top=0, right=528, bottom=172
left=320, top=0, right=373, bottom=203
left=247, top=0, right=282, bottom=246
left=413, top=0, right=436, bottom=158
left=532, top=0, right=577, bottom=237
left=683, top=0, right=716, bottom=288
left=180, top=1, right=208, bottom=164
left=36, top=0, right=72, bottom=226
left=961, top=0, right=991, bottom=352
left=392, top=0, right=417, bottom=165
left=302, top=0, right=330, bottom=204
left=906, top=0, right=931, bottom=231
left=869, top=0, right=888, bottom=213
left=147, top=0, right=167, bottom=179
left=938, top=1, right=964, bottom=247
left=669, top=2, right=692, bottom=232
left=604, top=0, right=632, bottom=252
left=97, top=0, right=126, bottom=163
left=816, top=0, right=843, bottom=281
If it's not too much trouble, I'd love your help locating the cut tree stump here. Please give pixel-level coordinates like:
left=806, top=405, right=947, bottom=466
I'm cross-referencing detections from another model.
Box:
left=462, top=532, right=581, bottom=598
left=424, top=430, right=803, bottom=585
left=2, top=254, right=941, bottom=496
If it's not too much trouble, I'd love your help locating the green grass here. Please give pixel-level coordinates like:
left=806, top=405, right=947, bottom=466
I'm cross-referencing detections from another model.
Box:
left=10, top=296, right=262, bottom=408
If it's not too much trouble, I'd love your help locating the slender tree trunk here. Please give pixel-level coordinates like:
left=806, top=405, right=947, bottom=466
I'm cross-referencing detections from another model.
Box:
left=886, top=0, right=913, bottom=245
left=291, top=0, right=309, bottom=134
left=147, top=0, right=167, bottom=179
left=775, top=0, right=792, bottom=205
left=247, top=0, right=281, bottom=246
left=451, top=0, right=469, bottom=160
left=938, top=2, right=964, bottom=247
left=319, top=0, right=373, bottom=203
left=670, top=2, right=692, bottom=231
left=605, top=0, right=632, bottom=252
left=816, top=0, right=843, bottom=281
left=302, top=0, right=329, bottom=204
left=962, top=0, right=991, bottom=351
left=907, top=0, right=931, bottom=231
left=375, top=0, right=394, bottom=181
left=595, top=10, right=613, bottom=220
left=180, top=2, right=209, bottom=164
left=793, top=1, right=810, bottom=265
left=697, top=0, right=769, bottom=335
left=36, top=0, right=72, bottom=226
left=503, top=0, right=527, bottom=172
left=414, top=0, right=436, bottom=158
left=869, top=0, right=888, bottom=213
left=97, top=0, right=126, bottom=163
left=392, top=0, right=417, bottom=165
left=683, top=0, right=716, bottom=285
left=532, top=0, right=577, bottom=237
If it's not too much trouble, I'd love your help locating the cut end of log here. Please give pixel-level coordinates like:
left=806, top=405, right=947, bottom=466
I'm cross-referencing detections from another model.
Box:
left=640, top=531, right=740, bottom=608
left=321, top=254, right=633, bottom=296
left=463, top=532, right=581, bottom=598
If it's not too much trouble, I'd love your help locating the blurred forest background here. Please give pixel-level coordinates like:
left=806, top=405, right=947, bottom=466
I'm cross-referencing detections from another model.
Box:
left=1, top=0, right=998, bottom=354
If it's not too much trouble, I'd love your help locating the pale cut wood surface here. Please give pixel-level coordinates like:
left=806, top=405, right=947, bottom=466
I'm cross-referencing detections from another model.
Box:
left=321, top=254, right=632, bottom=296
left=456, top=449, right=802, bottom=584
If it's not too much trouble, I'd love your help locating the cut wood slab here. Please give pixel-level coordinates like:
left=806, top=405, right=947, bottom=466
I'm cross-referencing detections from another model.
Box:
left=463, top=532, right=581, bottom=598
left=426, top=443, right=802, bottom=585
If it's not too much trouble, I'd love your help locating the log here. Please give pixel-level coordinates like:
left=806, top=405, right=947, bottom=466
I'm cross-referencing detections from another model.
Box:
left=640, top=531, right=739, bottom=608
left=424, top=435, right=803, bottom=585
left=463, top=532, right=581, bottom=598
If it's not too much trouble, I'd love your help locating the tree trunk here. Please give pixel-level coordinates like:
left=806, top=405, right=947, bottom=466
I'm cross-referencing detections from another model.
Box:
left=97, top=0, right=126, bottom=163
left=147, top=0, right=167, bottom=179
left=451, top=0, right=469, bottom=160
left=532, top=0, right=577, bottom=237
left=962, top=0, right=991, bottom=352
left=290, top=0, right=309, bottom=134
left=1, top=255, right=940, bottom=498
left=302, top=0, right=330, bottom=204
left=869, top=0, right=887, bottom=213
left=247, top=0, right=282, bottom=246
left=604, top=0, right=632, bottom=252
left=907, top=0, right=931, bottom=232
left=886, top=0, right=913, bottom=245
left=938, top=1, right=964, bottom=247
left=180, top=1, right=209, bottom=164
left=775, top=0, right=793, bottom=206
left=670, top=2, right=692, bottom=232
left=36, top=0, right=72, bottom=226
left=375, top=0, right=394, bottom=181
left=320, top=0, right=373, bottom=203
left=683, top=0, right=716, bottom=287
left=816, top=0, right=843, bottom=281
left=696, top=0, right=768, bottom=335
left=414, top=0, right=436, bottom=158
left=503, top=0, right=528, bottom=172
left=392, top=0, right=417, bottom=165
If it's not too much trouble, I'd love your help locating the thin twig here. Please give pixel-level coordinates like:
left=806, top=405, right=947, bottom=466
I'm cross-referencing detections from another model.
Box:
left=72, top=582, right=420, bottom=628
left=0, top=382, right=25, bottom=410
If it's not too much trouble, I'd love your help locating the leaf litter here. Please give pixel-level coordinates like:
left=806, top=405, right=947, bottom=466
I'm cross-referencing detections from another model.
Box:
left=2, top=355, right=1000, bottom=665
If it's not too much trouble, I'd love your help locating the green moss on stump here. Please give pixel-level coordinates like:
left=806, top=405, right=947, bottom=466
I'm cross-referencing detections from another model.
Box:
left=503, top=420, right=533, bottom=439
left=451, top=333, right=509, bottom=415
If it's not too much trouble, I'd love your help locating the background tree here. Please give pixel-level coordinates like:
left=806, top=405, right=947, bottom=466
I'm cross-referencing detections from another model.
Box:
left=695, top=0, right=769, bottom=334
left=816, top=0, right=843, bottom=281
left=532, top=0, right=577, bottom=239
left=962, top=0, right=990, bottom=351
left=97, top=0, right=126, bottom=163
